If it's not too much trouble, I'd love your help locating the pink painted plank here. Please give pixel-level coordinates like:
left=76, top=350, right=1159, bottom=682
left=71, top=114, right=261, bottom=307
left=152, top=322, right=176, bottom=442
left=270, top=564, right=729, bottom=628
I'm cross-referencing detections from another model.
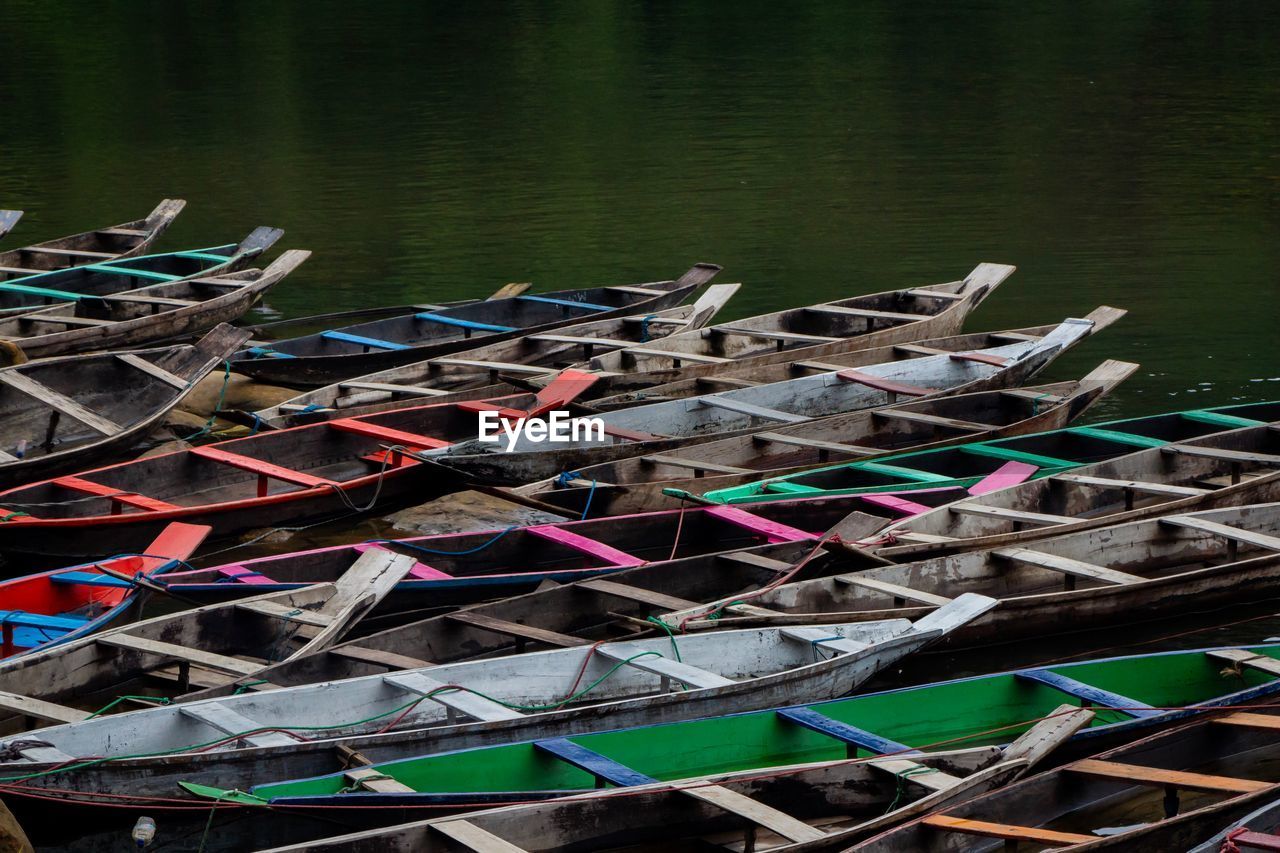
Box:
left=354, top=542, right=453, bottom=580
left=967, top=461, right=1039, bottom=495
left=525, top=526, right=646, bottom=567
left=703, top=506, right=818, bottom=543
left=858, top=493, right=935, bottom=518
left=218, top=566, right=272, bottom=584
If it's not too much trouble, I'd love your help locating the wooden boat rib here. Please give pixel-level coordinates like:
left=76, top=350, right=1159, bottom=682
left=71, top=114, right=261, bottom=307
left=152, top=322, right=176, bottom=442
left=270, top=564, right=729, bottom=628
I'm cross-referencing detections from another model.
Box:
left=251, top=282, right=741, bottom=425
left=694, top=402, right=1280, bottom=506
left=0, top=247, right=308, bottom=362
left=849, top=707, right=1280, bottom=851
left=0, top=548, right=416, bottom=744
left=428, top=318, right=1104, bottom=486
left=580, top=262, right=1013, bottom=393
left=511, top=359, right=1133, bottom=518
left=0, top=523, right=209, bottom=659
left=0, top=323, right=251, bottom=488
left=0, top=599, right=995, bottom=781
left=256, top=709, right=1093, bottom=853
left=584, top=305, right=1125, bottom=411
left=0, top=225, right=278, bottom=320
left=0, top=199, right=184, bottom=281
left=171, top=643, right=1280, bottom=818
left=230, top=263, right=724, bottom=386
left=151, top=488, right=874, bottom=609
left=872, top=407, right=1280, bottom=559
left=675, top=500, right=1280, bottom=651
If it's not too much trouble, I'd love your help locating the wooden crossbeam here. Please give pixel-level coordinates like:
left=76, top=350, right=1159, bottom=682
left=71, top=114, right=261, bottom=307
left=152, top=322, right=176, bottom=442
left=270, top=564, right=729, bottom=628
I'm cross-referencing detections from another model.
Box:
left=337, top=381, right=449, bottom=397
left=386, top=672, right=523, bottom=722
left=866, top=758, right=962, bottom=792
left=711, top=326, right=841, bottom=345
left=716, top=551, right=795, bottom=572
left=97, top=634, right=261, bottom=674
left=595, top=644, right=735, bottom=688
left=345, top=766, right=414, bottom=794
left=679, top=784, right=826, bottom=843
left=444, top=611, right=589, bottom=647
left=235, top=600, right=333, bottom=627
left=328, top=645, right=432, bottom=670
left=640, top=455, right=752, bottom=474
left=53, top=476, right=178, bottom=512
left=779, top=626, right=870, bottom=655
left=1067, top=758, right=1271, bottom=794
left=872, top=409, right=990, bottom=432
left=623, top=348, right=731, bottom=365
left=992, top=548, right=1145, bottom=584
left=0, top=371, right=122, bottom=435
left=1207, top=649, right=1280, bottom=678
left=528, top=334, right=629, bottom=349
left=179, top=705, right=299, bottom=747
left=893, top=343, right=951, bottom=356
left=116, top=353, right=189, bottom=390
left=695, top=395, right=807, bottom=423
left=948, top=503, right=1075, bottom=526
left=0, top=691, right=89, bottom=724
left=905, top=289, right=964, bottom=301
left=430, top=820, right=529, bottom=853
left=1212, top=711, right=1280, bottom=731
left=1053, top=474, right=1210, bottom=497
left=922, top=815, right=1094, bottom=845
left=431, top=358, right=551, bottom=375
left=1159, top=516, right=1280, bottom=553
left=192, top=445, right=338, bottom=489
left=1163, top=445, right=1280, bottom=466
left=752, top=432, right=879, bottom=455
left=805, top=305, right=924, bottom=323
left=833, top=574, right=953, bottom=606
left=576, top=578, right=700, bottom=610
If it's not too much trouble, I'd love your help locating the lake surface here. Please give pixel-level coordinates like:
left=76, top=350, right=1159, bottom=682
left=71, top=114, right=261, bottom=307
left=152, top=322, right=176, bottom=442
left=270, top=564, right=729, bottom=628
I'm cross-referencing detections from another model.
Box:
left=4, top=1, right=1278, bottom=420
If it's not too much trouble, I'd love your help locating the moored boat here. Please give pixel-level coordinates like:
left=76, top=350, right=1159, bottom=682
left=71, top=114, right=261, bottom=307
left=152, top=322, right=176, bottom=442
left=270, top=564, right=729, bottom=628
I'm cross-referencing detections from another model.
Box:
left=0, top=324, right=251, bottom=489
left=230, top=264, right=724, bottom=385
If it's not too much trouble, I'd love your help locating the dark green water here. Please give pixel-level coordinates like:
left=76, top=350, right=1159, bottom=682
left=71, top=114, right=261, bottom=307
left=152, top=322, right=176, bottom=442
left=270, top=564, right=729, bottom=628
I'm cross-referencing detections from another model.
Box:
left=3, top=1, right=1278, bottom=418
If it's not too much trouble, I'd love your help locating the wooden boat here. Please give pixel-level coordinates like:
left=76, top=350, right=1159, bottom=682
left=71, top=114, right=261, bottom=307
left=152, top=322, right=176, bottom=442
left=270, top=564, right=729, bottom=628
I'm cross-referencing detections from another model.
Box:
left=0, top=199, right=184, bottom=281
left=696, top=402, right=1280, bottom=506
left=1189, top=794, right=1280, bottom=852
left=0, top=248, right=308, bottom=362
left=428, top=317, right=1103, bottom=486
left=251, top=282, right=741, bottom=425
left=579, top=262, right=1012, bottom=394
left=0, top=324, right=251, bottom=489
left=0, top=368, right=604, bottom=563
left=871, top=408, right=1280, bottom=560
left=261, top=710, right=1092, bottom=853
left=0, top=598, right=995, bottom=793
left=0, top=523, right=209, bottom=659
left=174, top=642, right=1280, bottom=819
left=510, top=360, right=1134, bottom=518
left=230, top=264, right=723, bottom=385
left=0, top=210, right=21, bottom=241
left=149, top=490, right=891, bottom=610
left=671, top=501, right=1280, bottom=651
left=0, top=225, right=279, bottom=319
left=0, top=548, right=415, bottom=743
left=849, top=704, right=1280, bottom=852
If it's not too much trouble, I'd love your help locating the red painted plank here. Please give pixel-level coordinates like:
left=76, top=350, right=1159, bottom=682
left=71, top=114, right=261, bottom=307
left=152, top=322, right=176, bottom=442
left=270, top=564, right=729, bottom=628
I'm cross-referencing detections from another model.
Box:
left=703, top=506, right=818, bottom=543
left=836, top=370, right=938, bottom=397
left=328, top=418, right=452, bottom=450
left=191, top=445, right=338, bottom=488
left=53, top=476, right=180, bottom=512
left=526, top=526, right=646, bottom=567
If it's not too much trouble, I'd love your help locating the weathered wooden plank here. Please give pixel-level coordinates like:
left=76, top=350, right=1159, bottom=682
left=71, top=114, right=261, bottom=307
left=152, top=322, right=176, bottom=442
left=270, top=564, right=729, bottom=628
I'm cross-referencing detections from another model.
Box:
left=527, top=334, right=630, bottom=348
left=624, top=348, right=731, bottom=365
left=96, top=635, right=262, bottom=675
left=905, top=289, right=963, bottom=301
left=595, top=644, right=735, bottom=689
left=116, top=353, right=189, bottom=390
left=191, top=446, right=338, bottom=488
left=179, top=704, right=299, bottom=747
left=1162, top=445, right=1280, bottom=466
left=893, top=343, right=952, bottom=356
left=1212, top=711, right=1280, bottom=731
left=345, top=766, right=414, bottom=794
left=1053, top=474, right=1210, bottom=497
left=680, top=784, right=827, bottom=842
left=1207, top=649, right=1280, bottom=678
left=711, top=326, right=841, bottom=345
left=695, top=396, right=807, bottom=423
left=576, top=579, right=700, bottom=610
left=752, top=432, right=879, bottom=455
left=922, top=815, right=1094, bottom=845
left=235, top=600, right=334, bottom=627
left=948, top=504, right=1075, bottom=526
left=444, top=611, right=589, bottom=648
left=993, top=548, right=1145, bottom=585
left=328, top=645, right=432, bottom=670
left=1067, top=759, right=1271, bottom=794
left=1001, top=388, right=1066, bottom=403
left=872, top=409, right=990, bottom=432
left=999, top=704, right=1095, bottom=768
left=1159, top=516, right=1280, bottom=553
left=806, top=305, right=924, bottom=323
left=0, top=691, right=89, bottom=724
left=337, top=382, right=449, bottom=397
left=431, top=358, right=552, bottom=375
left=0, top=371, right=123, bottom=435
left=836, top=370, right=937, bottom=397
left=866, top=758, right=962, bottom=792
left=431, top=820, right=530, bottom=853
left=385, top=672, right=524, bottom=722
left=640, top=455, right=752, bottom=474
left=779, top=626, right=870, bottom=655
left=833, top=574, right=953, bottom=606
left=716, top=551, right=795, bottom=572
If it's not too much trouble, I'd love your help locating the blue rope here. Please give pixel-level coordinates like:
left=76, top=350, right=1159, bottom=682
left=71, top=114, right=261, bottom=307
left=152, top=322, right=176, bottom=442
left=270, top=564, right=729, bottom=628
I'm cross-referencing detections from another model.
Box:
left=639, top=314, right=656, bottom=343
left=363, top=528, right=516, bottom=557
left=247, top=413, right=263, bottom=436
left=579, top=478, right=598, bottom=520
left=552, top=471, right=597, bottom=520
left=300, top=404, right=327, bottom=413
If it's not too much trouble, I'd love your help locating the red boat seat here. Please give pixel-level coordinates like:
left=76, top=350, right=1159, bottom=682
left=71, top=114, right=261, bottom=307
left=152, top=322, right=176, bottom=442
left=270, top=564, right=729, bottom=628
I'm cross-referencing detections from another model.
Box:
left=53, top=476, right=180, bottom=512
left=835, top=370, right=938, bottom=397
left=328, top=419, right=452, bottom=450
left=191, top=446, right=338, bottom=489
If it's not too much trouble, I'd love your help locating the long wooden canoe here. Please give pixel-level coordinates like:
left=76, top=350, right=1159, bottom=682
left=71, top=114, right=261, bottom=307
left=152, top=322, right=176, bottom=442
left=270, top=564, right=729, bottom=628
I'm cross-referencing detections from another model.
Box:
left=873, top=412, right=1280, bottom=559
left=0, top=324, right=251, bottom=489
left=230, top=263, right=724, bottom=385
left=0, top=368, right=602, bottom=563
left=259, top=710, right=1092, bottom=853
left=697, top=401, right=1280, bottom=505
left=0, top=247, right=308, bottom=361
left=251, top=282, right=741, bottom=425
left=173, top=643, right=1280, bottom=823
left=0, top=599, right=995, bottom=792
left=428, top=318, right=1103, bottom=485
left=512, top=361, right=1134, bottom=518
left=0, top=225, right=279, bottom=319
left=850, top=706, right=1280, bottom=851
left=674, top=501, right=1280, bottom=650
left=151, top=489, right=880, bottom=610
left=578, top=262, right=1013, bottom=394
left=0, top=548, right=416, bottom=741
left=0, top=199, right=185, bottom=281
left=0, top=523, right=209, bottom=659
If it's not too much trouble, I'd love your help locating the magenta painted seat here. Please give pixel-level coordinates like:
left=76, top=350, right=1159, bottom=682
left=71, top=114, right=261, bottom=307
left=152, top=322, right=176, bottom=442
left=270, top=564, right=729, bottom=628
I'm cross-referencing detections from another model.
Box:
left=858, top=493, right=935, bottom=518
left=217, top=566, right=272, bottom=584
left=702, top=506, right=817, bottom=543
left=968, top=461, right=1039, bottom=495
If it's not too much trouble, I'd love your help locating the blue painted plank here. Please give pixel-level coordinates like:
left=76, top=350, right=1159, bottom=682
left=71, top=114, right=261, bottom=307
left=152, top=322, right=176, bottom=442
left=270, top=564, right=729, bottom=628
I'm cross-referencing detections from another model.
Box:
left=517, top=295, right=611, bottom=312
left=777, top=707, right=914, bottom=754
left=534, top=738, right=656, bottom=786
left=48, top=571, right=136, bottom=589
left=0, top=610, right=89, bottom=631
left=0, top=282, right=95, bottom=302
left=320, top=331, right=411, bottom=351
left=79, top=264, right=181, bottom=282
left=414, top=312, right=516, bottom=333
left=1017, top=669, right=1160, bottom=718
left=248, top=347, right=296, bottom=359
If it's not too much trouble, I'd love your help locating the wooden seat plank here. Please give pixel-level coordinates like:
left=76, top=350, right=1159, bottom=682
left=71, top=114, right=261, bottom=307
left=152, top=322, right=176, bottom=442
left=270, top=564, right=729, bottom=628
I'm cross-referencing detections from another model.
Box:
left=0, top=371, right=123, bottom=435
left=1053, top=473, right=1210, bottom=497
left=834, top=574, right=953, bottom=606
left=679, top=784, right=826, bottom=842
left=345, top=766, right=414, bottom=794
left=430, top=358, right=551, bottom=375
left=640, top=455, right=752, bottom=474
left=1207, top=649, right=1280, bottom=678
left=179, top=704, right=299, bottom=747
left=97, top=634, right=262, bottom=674
left=993, top=547, right=1146, bottom=584
left=922, top=815, right=1095, bottom=845
left=806, top=305, right=925, bottom=323
left=235, top=600, right=333, bottom=627
left=533, top=738, right=656, bottom=786
left=1068, top=758, right=1271, bottom=794
left=525, top=526, right=645, bottom=566
left=1163, top=445, right=1280, bottom=466
left=444, top=611, right=589, bottom=648
left=328, top=645, right=433, bottom=670
left=19, top=315, right=114, bottom=327
left=97, top=227, right=150, bottom=238
left=607, top=285, right=666, bottom=296
left=0, top=691, right=90, bottom=725
left=711, top=326, right=841, bottom=345
left=22, top=246, right=115, bottom=259
left=835, top=370, right=938, bottom=397
left=431, top=820, right=530, bottom=853
left=948, top=503, right=1075, bottom=526
left=779, top=626, right=870, bottom=655
left=623, top=348, right=731, bottom=365
left=1159, top=516, right=1280, bottom=553
left=191, top=445, right=338, bottom=488
left=595, top=644, right=735, bottom=689
left=527, top=334, right=630, bottom=348
left=116, top=353, right=189, bottom=390
left=872, top=409, right=990, bottom=432
left=905, top=289, right=963, bottom=301
left=53, top=476, right=179, bottom=512
left=893, top=343, right=952, bottom=356
left=336, top=381, right=449, bottom=397
left=715, top=551, right=795, bottom=572
left=1001, top=388, right=1066, bottom=403
left=866, top=758, right=963, bottom=792
left=695, top=395, right=807, bottom=423
left=385, top=671, right=524, bottom=722
left=949, top=351, right=1009, bottom=367
left=752, top=431, right=879, bottom=456
left=1212, top=711, right=1280, bottom=731
left=576, top=578, right=700, bottom=611
left=104, top=293, right=197, bottom=307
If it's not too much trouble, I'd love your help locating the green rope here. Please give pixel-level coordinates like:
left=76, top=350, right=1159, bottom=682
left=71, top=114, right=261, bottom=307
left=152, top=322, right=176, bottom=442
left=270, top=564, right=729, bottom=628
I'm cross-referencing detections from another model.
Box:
left=0, top=510, right=28, bottom=522
left=882, top=765, right=939, bottom=815
left=181, top=359, right=233, bottom=441
left=232, top=680, right=268, bottom=695
left=645, top=616, right=683, bottom=662
left=86, top=695, right=172, bottom=719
